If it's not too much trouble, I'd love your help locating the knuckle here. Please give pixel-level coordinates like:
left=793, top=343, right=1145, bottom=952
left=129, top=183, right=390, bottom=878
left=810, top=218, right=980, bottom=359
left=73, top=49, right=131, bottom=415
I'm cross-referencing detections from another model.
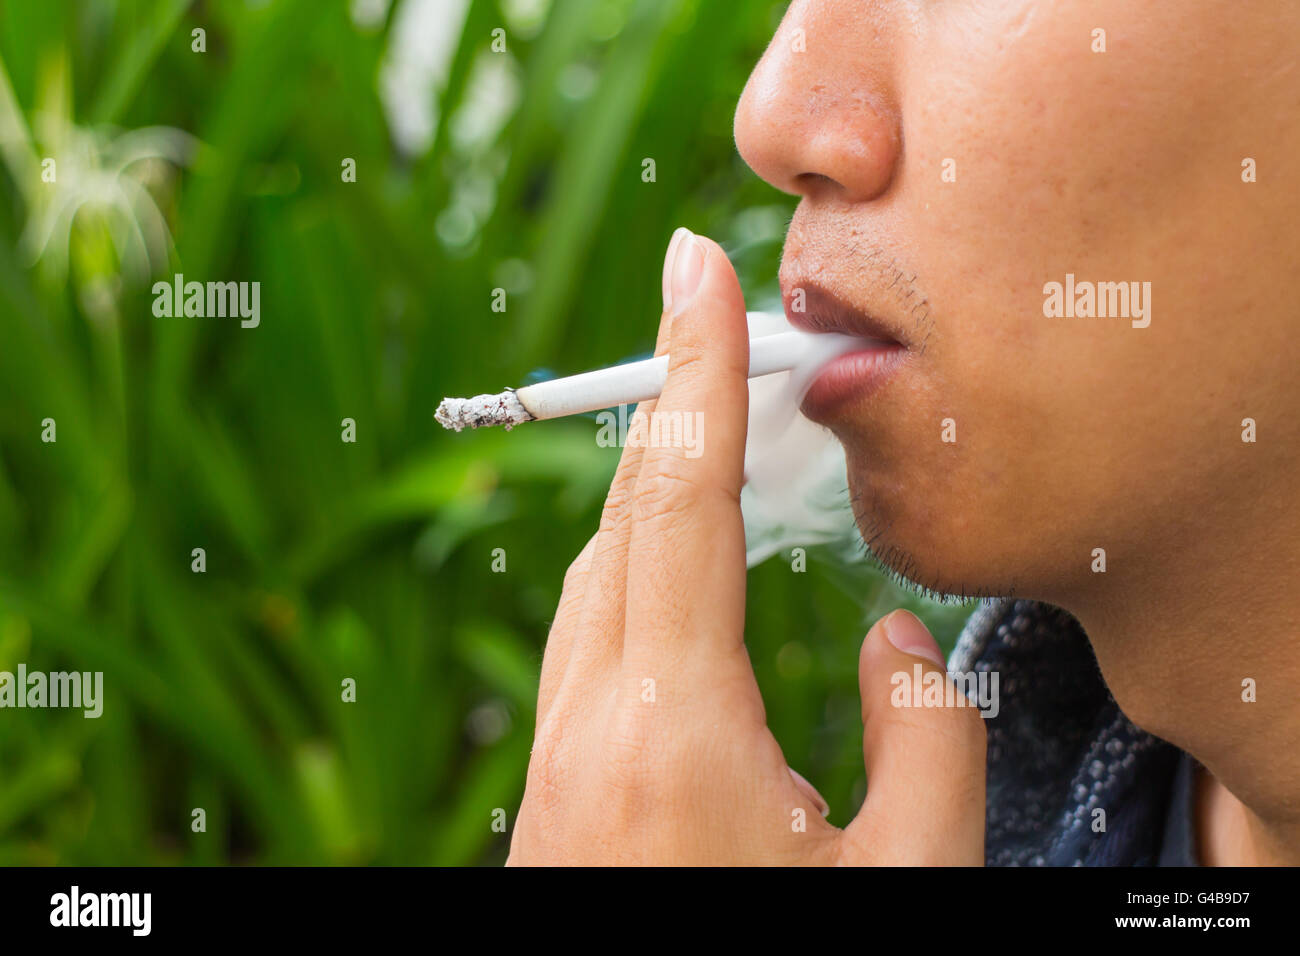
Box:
left=598, top=482, right=633, bottom=534
left=633, top=456, right=706, bottom=523
left=597, top=703, right=672, bottom=812
left=666, top=344, right=709, bottom=381
left=524, top=711, right=579, bottom=822
left=600, top=707, right=658, bottom=778
left=561, top=540, right=595, bottom=593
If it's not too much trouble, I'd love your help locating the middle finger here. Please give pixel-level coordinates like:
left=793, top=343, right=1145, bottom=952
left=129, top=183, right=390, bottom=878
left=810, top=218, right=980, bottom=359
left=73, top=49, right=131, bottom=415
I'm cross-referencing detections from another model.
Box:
left=550, top=228, right=690, bottom=694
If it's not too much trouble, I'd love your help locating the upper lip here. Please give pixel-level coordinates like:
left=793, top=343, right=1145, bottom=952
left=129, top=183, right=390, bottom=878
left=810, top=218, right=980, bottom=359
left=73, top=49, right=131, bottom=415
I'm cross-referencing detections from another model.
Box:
left=779, top=280, right=909, bottom=348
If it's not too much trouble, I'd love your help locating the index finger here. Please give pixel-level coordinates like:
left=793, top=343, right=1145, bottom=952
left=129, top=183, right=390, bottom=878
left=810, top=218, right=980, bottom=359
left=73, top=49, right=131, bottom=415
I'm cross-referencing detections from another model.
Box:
left=622, top=231, right=751, bottom=667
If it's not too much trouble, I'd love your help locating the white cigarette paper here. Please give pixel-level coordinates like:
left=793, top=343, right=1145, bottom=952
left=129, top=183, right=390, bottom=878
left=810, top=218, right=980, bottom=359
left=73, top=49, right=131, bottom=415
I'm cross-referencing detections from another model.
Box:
left=436, top=323, right=873, bottom=432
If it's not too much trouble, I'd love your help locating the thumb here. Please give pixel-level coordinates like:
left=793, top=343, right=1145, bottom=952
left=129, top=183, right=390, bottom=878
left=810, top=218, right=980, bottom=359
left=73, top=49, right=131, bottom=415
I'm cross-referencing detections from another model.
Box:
left=840, top=610, right=987, bottom=865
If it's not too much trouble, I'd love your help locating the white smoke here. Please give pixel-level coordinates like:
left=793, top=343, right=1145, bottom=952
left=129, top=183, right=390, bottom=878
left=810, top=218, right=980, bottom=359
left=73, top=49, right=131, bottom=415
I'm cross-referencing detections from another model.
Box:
left=741, top=312, right=863, bottom=567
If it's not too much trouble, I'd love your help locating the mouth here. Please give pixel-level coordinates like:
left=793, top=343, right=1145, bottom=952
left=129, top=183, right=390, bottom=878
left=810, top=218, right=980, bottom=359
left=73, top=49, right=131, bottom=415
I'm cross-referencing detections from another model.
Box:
left=781, top=281, right=909, bottom=422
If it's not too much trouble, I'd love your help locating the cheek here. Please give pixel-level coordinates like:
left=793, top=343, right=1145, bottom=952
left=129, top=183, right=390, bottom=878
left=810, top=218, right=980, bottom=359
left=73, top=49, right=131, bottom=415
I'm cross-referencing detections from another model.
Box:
left=900, top=0, right=1215, bottom=285
left=879, top=4, right=1214, bottom=474
left=827, top=0, right=1297, bottom=593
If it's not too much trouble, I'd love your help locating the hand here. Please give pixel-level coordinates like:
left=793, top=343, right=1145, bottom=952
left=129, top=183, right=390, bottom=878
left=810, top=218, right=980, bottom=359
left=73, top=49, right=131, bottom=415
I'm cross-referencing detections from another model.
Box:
left=507, top=228, right=986, bottom=865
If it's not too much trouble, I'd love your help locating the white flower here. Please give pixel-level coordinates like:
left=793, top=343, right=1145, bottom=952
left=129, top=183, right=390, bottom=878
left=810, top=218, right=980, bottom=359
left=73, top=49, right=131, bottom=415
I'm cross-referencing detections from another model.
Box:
left=17, top=120, right=198, bottom=285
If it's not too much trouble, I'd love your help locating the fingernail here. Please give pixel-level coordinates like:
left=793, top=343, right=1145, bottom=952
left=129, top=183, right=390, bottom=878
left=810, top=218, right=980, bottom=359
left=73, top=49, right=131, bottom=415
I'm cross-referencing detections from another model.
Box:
left=882, top=610, right=946, bottom=668
left=669, top=230, right=704, bottom=316
left=788, top=767, right=830, bottom=818
left=662, top=227, right=689, bottom=313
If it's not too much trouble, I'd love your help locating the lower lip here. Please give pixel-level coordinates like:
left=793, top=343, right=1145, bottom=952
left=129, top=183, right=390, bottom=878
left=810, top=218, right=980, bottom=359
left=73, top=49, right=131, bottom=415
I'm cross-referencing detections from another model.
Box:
left=800, top=345, right=907, bottom=421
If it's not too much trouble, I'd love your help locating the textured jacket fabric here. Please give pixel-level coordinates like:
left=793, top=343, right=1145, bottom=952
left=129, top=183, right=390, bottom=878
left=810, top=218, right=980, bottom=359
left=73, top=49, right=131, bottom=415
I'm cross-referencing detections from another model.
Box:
left=951, top=599, right=1198, bottom=866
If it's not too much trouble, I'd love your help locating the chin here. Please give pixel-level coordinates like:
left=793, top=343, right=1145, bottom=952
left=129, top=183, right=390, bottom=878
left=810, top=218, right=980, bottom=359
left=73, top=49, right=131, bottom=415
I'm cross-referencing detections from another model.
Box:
left=843, top=455, right=1023, bottom=605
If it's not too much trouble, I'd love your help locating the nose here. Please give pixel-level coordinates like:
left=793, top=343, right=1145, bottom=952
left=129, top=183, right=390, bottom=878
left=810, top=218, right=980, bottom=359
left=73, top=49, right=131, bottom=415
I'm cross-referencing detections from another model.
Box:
left=733, top=2, right=900, bottom=204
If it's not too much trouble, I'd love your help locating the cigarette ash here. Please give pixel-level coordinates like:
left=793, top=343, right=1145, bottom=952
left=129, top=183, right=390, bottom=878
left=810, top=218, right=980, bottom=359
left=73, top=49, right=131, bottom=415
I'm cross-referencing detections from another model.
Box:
left=435, top=389, right=534, bottom=431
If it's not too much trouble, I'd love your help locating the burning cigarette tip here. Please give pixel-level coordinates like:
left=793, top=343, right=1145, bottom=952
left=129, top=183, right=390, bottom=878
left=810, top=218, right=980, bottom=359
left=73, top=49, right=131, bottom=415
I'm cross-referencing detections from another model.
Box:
left=435, top=390, right=534, bottom=432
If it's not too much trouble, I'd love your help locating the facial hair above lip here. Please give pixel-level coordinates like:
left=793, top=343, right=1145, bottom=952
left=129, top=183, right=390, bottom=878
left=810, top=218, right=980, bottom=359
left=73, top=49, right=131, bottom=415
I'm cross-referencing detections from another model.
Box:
left=779, top=214, right=935, bottom=353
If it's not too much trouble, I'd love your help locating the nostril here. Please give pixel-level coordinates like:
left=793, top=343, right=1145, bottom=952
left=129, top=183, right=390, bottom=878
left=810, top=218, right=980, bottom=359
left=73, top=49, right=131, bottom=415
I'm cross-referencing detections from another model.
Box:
left=795, top=171, right=840, bottom=191
left=792, top=170, right=855, bottom=203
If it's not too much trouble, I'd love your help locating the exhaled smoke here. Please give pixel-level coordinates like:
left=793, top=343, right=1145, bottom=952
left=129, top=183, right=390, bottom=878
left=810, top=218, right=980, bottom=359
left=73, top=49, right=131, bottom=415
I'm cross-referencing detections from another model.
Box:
left=742, top=311, right=863, bottom=568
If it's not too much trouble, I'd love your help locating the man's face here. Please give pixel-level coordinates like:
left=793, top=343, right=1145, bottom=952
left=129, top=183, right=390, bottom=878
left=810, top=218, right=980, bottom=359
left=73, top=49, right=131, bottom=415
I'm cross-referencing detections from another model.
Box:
left=735, top=0, right=1299, bottom=602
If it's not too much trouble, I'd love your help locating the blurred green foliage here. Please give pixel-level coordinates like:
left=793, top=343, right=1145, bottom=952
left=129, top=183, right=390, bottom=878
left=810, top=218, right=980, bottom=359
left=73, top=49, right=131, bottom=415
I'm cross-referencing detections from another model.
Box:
left=0, top=0, right=972, bottom=865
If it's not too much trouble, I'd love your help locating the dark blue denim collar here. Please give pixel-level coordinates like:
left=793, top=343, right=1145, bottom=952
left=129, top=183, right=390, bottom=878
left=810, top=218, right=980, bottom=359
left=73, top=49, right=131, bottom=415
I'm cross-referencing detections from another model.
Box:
left=951, top=599, right=1198, bottom=866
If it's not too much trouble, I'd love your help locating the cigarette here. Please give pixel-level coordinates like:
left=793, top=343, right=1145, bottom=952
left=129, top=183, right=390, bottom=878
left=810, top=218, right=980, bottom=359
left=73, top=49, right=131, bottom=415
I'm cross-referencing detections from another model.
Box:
left=436, top=327, right=870, bottom=431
